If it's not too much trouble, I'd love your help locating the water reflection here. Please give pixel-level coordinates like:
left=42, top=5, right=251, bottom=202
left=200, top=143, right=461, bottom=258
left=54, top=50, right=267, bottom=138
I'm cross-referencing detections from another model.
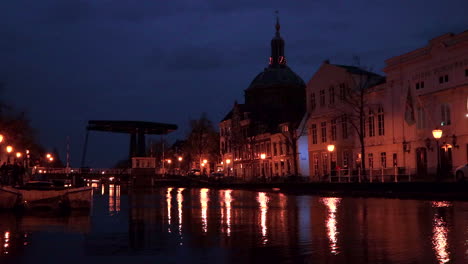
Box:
left=200, top=188, right=209, bottom=233
left=257, top=192, right=269, bottom=244
left=108, top=184, right=121, bottom=214
left=432, top=201, right=452, bottom=264
left=166, top=187, right=172, bottom=233
left=320, top=197, right=341, bottom=255
left=220, top=190, right=233, bottom=236
left=177, top=188, right=184, bottom=240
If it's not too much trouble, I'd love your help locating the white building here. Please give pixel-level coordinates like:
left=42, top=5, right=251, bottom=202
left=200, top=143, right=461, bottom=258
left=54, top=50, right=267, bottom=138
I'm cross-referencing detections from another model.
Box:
left=304, top=31, right=468, bottom=181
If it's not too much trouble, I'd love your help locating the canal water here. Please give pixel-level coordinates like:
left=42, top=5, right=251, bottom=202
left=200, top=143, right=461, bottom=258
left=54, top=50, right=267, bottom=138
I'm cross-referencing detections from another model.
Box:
left=0, top=184, right=467, bottom=263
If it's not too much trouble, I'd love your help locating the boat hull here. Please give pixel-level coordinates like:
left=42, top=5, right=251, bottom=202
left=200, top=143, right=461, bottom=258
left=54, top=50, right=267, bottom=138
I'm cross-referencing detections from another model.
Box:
left=0, top=186, right=93, bottom=210
left=0, top=187, right=21, bottom=209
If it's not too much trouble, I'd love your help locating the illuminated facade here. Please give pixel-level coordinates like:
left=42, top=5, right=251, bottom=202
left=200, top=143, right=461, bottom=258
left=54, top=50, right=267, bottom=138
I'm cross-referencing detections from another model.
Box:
left=219, top=17, right=306, bottom=180
left=305, top=31, right=468, bottom=180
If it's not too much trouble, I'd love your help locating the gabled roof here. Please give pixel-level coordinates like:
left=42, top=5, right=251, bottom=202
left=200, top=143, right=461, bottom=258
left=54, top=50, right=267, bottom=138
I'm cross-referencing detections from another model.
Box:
left=333, top=64, right=383, bottom=78
left=221, top=104, right=249, bottom=122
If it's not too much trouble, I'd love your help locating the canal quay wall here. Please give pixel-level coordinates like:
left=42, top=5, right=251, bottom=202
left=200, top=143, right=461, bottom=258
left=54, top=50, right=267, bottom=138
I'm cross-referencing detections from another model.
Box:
left=137, top=180, right=468, bottom=200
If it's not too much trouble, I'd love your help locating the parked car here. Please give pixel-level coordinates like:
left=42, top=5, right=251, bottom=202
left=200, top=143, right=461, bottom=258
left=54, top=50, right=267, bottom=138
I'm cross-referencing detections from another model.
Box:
left=454, top=164, right=468, bottom=181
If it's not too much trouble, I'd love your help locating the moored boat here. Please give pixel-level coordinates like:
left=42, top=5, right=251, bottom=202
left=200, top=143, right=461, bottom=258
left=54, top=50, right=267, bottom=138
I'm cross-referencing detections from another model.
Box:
left=0, top=182, right=93, bottom=210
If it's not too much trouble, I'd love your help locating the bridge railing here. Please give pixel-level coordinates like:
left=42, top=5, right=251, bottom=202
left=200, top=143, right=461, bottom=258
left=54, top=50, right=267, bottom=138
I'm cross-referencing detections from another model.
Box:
left=35, top=168, right=132, bottom=175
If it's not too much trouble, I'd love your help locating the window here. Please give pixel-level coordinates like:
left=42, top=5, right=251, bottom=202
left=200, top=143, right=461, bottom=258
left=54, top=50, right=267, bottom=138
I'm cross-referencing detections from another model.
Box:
left=392, top=153, right=398, bottom=167
left=415, top=81, right=425, bottom=90
left=279, top=142, right=284, bottom=155
left=441, top=104, right=451, bottom=126
left=311, top=124, right=317, bottom=144
left=380, top=152, right=387, bottom=168
left=368, top=110, right=375, bottom=137
left=285, top=143, right=290, bottom=155
left=273, top=143, right=277, bottom=156
left=341, top=115, right=348, bottom=139
left=377, top=107, right=384, bottom=136
left=439, top=75, right=449, bottom=84
left=320, top=90, right=325, bottom=107
left=343, top=151, right=349, bottom=168
left=321, top=122, right=327, bottom=143
left=368, top=153, right=374, bottom=169
left=321, top=152, right=328, bottom=175
left=329, top=86, right=335, bottom=105
left=339, top=83, right=346, bottom=101
left=417, top=107, right=425, bottom=129
left=310, top=93, right=316, bottom=110
left=331, top=119, right=337, bottom=141
left=313, top=153, right=319, bottom=176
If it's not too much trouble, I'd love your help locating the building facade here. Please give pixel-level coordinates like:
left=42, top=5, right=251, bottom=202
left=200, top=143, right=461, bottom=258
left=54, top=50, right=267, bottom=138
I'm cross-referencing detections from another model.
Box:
left=305, top=31, right=468, bottom=181
left=219, top=18, right=306, bottom=180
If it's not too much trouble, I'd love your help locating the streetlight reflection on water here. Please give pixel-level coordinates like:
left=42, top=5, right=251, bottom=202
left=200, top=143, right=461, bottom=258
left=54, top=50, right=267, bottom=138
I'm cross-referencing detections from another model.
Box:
left=200, top=188, right=209, bottom=233
left=108, top=184, right=120, bottom=214
left=431, top=201, right=452, bottom=264
left=220, top=190, right=233, bottom=236
left=257, top=192, right=269, bottom=245
left=166, top=187, right=173, bottom=232
left=320, top=197, right=341, bottom=255
left=177, top=188, right=184, bottom=239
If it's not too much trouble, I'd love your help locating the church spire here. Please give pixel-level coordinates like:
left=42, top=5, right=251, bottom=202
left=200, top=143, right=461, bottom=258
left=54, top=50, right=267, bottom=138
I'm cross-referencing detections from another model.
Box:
left=270, top=11, right=286, bottom=67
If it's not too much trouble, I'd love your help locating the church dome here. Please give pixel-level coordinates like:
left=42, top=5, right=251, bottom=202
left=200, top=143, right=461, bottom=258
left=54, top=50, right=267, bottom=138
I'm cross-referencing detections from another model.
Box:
left=247, top=65, right=305, bottom=90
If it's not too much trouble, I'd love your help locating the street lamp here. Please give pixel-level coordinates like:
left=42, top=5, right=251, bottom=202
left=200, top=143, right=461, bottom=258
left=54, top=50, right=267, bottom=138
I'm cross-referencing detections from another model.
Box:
left=0, top=134, right=3, bottom=143
left=327, top=144, right=335, bottom=181
left=260, top=153, right=266, bottom=181
left=16, top=152, right=22, bottom=158
left=226, top=159, right=231, bottom=176
left=6, top=146, right=13, bottom=164
left=432, top=129, right=443, bottom=180
left=178, top=156, right=183, bottom=175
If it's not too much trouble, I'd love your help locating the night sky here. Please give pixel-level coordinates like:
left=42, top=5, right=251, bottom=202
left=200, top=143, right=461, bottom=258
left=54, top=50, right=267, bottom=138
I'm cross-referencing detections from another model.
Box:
left=1, top=0, right=467, bottom=167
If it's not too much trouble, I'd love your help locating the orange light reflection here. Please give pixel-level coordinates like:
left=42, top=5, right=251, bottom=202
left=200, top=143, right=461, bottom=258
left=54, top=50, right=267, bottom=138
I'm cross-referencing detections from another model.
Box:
left=177, top=188, right=184, bottom=238
left=225, top=190, right=233, bottom=236
left=431, top=201, right=451, bottom=264
left=167, top=187, right=173, bottom=232
left=257, top=192, right=269, bottom=244
left=321, top=197, right=341, bottom=255
left=200, top=188, right=209, bottom=233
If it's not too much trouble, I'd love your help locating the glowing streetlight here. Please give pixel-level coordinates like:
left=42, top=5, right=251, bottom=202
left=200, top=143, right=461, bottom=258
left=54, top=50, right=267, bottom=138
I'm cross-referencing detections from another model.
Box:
left=46, top=153, right=51, bottom=159
left=6, top=146, right=13, bottom=153
left=327, top=144, right=335, bottom=181
left=203, top=159, right=208, bottom=164
left=260, top=153, right=266, bottom=180
left=433, top=129, right=443, bottom=180
left=226, top=159, right=231, bottom=165
left=167, top=159, right=172, bottom=164
left=0, top=134, right=3, bottom=143
left=16, top=152, right=22, bottom=158
left=178, top=156, right=183, bottom=162
left=49, top=157, right=54, bottom=162
left=432, top=129, right=443, bottom=139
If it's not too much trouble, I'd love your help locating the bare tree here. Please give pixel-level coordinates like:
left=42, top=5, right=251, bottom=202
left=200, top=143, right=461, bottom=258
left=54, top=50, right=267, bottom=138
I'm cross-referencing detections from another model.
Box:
left=332, top=59, right=384, bottom=178
left=186, top=113, right=220, bottom=171
left=281, top=115, right=308, bottom=176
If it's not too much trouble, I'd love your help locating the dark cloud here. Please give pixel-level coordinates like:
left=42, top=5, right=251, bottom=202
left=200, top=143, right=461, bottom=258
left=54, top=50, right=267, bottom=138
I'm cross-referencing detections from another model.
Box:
left=0, top=0, right=466, bottom=167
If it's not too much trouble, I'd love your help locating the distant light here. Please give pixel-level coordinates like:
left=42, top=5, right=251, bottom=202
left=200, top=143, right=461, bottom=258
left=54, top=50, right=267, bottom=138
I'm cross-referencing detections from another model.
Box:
left=260, top=153, right=266, bottom=160
left=0, top=134, right=3, bottom=143
left=46, top=153, right=51, bottom=158
left=226, top=159, right=231, bottom=164
left=327, top=145, right=335, bottom=152
left=178, top=156, right=183, bottom=162
left=203, top=159, right=208, bottom=164
left=26, top=150, right=30, bottom=154
left=16, top=152, right=22, bottom=158
left=101, top=171, right=105, bottom=174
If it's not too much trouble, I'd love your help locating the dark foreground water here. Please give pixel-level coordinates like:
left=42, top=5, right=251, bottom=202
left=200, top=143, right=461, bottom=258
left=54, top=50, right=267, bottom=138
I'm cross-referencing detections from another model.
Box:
left=0, top=184, right=467, bottom=263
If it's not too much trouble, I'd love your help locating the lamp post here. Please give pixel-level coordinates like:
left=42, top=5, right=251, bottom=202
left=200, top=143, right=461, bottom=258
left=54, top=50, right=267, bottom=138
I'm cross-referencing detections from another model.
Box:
left=226, top=159, right=231, bottom=176
left=327, top=144, right=335, bottom=182
left=178, top=156, right=183, bottom=175
left=6, top=146, right=13, bottom=164
left=260, top=153, right=266, bottom=181
left=432, top=129, right=443, bottom=181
